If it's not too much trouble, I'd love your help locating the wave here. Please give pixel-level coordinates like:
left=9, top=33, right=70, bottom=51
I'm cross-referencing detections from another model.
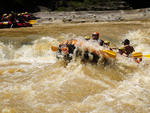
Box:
left=0, top=30, right=150, bottom=113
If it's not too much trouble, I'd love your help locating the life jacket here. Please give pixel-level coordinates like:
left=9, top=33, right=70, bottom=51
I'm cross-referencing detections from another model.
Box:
left=67, top=40, right=77, bottom=54
left=124, top=45, right=135, bottom=56
left=119, top=45, right=134, bottom=56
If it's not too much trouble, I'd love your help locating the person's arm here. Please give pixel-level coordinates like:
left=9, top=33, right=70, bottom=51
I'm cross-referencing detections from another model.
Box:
left=111, top=47, right=118, bottom=50
left=99, top=39, right=104, bottom=46
left=118, top=49, right=124, bottom=55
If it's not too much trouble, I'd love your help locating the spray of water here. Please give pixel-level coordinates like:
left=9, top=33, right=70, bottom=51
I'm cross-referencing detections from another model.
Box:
left=0, top=30, right=150, bottom=113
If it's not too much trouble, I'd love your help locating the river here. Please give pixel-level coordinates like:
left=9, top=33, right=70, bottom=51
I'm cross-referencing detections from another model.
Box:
left=0, top=21, right=150, bottom=113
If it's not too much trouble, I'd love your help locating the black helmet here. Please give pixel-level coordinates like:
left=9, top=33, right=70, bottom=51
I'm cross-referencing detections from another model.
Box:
left=122, top=39, right=130, bottom=45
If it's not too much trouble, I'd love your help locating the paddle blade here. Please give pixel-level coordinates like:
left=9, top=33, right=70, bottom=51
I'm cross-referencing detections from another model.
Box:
left=51, top=46, right=58, bottom=51
left=29, top=20, right=37, bottom=24
left=132, top=52, right=143, bottom=58
left=3, top=22, right=8, bottom=25
left=143, top=54, right=150, bottom=58
left=102, top=50, right=116, bottom=58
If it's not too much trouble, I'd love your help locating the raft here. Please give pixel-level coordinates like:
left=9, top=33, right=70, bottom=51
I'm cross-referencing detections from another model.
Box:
left=52, top=39, right=116, bottom=63
left=0, top=21, right=32, bottom=28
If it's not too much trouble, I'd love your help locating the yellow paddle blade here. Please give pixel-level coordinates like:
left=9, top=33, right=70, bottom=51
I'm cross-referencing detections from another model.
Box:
left=143, top=54, right=150, bottom=58
left=132, top=52, right=150, bottom=58
left=3, top=22, right=8, bottom=25
left=51, top=46, right=58, bottom=51
left=132, top=52, right=143, bottom=58
left=29, top=20, right=37, bottom=24
left=102, top=50, right=117, bottom=58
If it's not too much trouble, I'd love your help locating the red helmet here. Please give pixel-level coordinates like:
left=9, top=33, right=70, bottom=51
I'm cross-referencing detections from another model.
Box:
left=92, top=32, right=99, bottom=36
left=92, top=32, right=99, bottom=40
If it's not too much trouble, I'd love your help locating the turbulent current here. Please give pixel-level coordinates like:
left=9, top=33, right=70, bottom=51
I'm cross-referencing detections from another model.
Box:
left=0, top=30, right=150, bottom=113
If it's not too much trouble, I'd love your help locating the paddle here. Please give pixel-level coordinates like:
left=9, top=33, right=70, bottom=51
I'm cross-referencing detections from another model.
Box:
left=100, top=51, right=150, bottom=59
left=132, top=52, right=142, bottom=58
left=132, top=52, right=150, bottom=58
left=3, top=22, right=8, bottom=25
left=29, top=20, right=37, bottom=24
left=101, top=50, right=117, bottom=58
left=51, top=45, right=150, bottom=59
left=143, top=54, right=150, bottom=58
left=51, top=45, right=117, bottom=58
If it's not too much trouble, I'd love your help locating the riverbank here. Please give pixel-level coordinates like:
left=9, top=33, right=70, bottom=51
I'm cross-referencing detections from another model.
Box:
left=34, top=8, right=150, bottom=24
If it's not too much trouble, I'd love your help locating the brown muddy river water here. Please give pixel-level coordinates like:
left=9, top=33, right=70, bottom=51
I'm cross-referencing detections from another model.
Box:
left=0, top=21, right=150, bottom=113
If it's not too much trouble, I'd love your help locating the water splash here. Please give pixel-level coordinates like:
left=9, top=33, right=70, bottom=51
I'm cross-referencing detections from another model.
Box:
left=0, top=30, right=150, bottom=113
